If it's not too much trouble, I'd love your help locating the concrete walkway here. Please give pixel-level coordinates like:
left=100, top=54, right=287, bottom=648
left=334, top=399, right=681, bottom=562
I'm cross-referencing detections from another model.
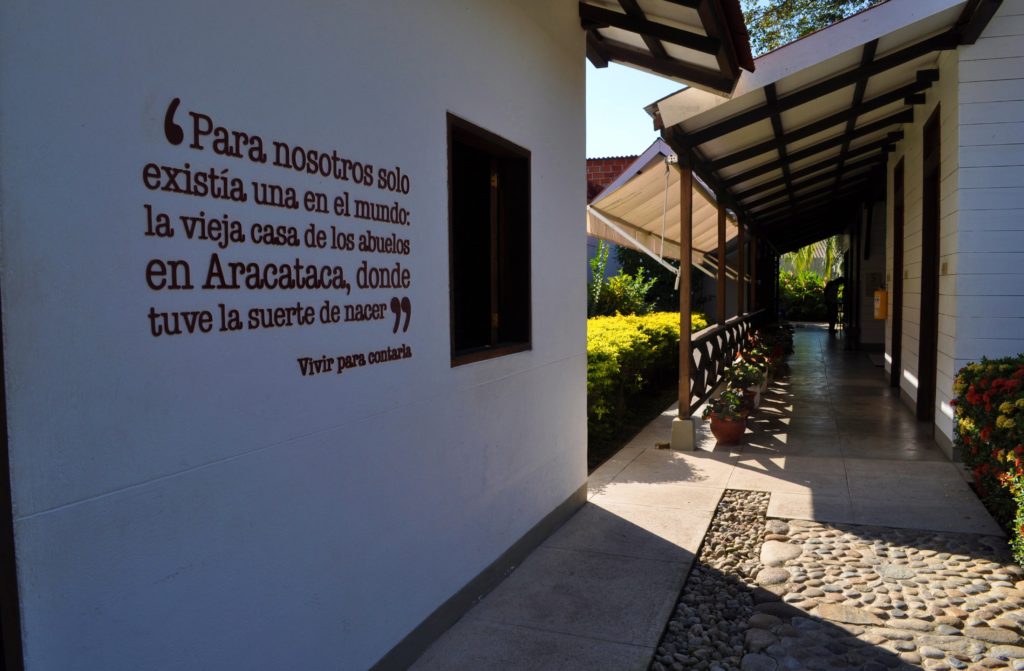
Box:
left=411, top=326, right=1002, bottom=670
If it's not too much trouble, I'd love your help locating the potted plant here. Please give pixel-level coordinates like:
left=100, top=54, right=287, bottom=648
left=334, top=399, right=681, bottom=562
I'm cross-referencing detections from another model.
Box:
left=702, top=389, right=747, bottom=444
left=725, top=361, right=766, bottom=409
left=742, top=346, right=773, bottom=387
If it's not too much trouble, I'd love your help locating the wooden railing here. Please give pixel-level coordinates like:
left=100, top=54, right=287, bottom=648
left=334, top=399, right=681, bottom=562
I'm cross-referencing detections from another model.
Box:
left=686, top=310, right=766, bottom=414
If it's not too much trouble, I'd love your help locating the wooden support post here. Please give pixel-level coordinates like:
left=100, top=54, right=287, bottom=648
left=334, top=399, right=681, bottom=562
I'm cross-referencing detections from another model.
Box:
left=737, top=223, right=745, bottom=315
left=679, top=164, right=693, bottom=414
left=751, top=236, right=758, bottom=310
left=672, top=162, right=696, bottom=450
left=717, top=204, right=727, bottom=326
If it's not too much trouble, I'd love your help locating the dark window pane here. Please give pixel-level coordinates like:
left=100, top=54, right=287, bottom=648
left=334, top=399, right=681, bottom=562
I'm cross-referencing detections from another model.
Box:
left=448, top=115, right=531, bottom=364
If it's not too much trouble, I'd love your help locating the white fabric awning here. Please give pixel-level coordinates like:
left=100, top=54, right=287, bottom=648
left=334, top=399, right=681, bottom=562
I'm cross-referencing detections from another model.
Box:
left=586, top=139, right=740, bottom=274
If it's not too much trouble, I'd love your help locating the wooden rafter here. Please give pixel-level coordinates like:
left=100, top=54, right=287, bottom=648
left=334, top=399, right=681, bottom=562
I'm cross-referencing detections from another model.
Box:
left=695, top=0, right=739, bottom=80
left=742, top=152, right=885, bottom=210
left=763, top=83, right=797, bottom=212
left=708, top=72, right=933, bottom=173
left=707, top=71, right=933, bottom=172
left=755, top=177, right=871, bottom=221
left=590, top=34, right=734, bottom=92
left=579, top=2, right=720, bottom=55
left=956, top=0, right=1003, bottom=44
left=832, top=41, right=880, bottom=194
left=585, top=30, right=610, bottom=67
left=722, top=109, right=913, bottom=187
left=679, top=31, right=957, bottom=148
left=764, top=192, right=871, bottom=249
left=618, top=0, right=669, bottom=59
left=666, top=126, right=751, bottom=222
left=734, top=134, right=900, bottom=201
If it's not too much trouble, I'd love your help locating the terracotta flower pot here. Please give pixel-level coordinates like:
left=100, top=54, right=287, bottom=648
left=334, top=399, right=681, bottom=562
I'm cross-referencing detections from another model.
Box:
left=709, top=415, right=746, bottom=444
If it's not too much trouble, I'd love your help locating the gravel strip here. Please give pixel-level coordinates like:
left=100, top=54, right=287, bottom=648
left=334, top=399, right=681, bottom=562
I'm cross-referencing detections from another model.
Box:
left=651, top=489, right=770, bottom=671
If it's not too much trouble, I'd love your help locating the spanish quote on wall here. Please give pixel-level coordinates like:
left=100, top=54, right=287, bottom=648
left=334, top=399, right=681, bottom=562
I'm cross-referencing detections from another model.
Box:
left=143, top=98, right=413, bottom=377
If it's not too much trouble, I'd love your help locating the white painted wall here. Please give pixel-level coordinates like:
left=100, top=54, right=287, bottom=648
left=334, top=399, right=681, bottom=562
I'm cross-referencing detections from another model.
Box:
left=885, top=47, right=959, bottom=447
left=0, top=1, right=586, bottom=669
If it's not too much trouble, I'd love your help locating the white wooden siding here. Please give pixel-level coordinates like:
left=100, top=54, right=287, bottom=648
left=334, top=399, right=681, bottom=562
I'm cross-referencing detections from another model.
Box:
left=885, top=47, right=960, bottom=448
left=955, top=0, right=1024, bottom=388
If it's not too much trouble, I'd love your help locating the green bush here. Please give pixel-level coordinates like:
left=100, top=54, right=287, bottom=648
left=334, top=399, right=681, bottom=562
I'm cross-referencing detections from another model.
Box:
left=616, top=246, right=680, bottom=312
left=953, top=354, right=1024, bottom=563
left=589, top=241, right=659, bottom=317
left=779, top=270, right=826, bottom=321
left=587, top=311, right=706, bottom=436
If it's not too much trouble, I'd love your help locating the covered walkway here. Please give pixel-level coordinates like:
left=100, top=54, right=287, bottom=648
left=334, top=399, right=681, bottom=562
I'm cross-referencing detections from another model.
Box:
left=591, top=326, right=998, bottom=533
left=412, top=327, right=1007, bottom=670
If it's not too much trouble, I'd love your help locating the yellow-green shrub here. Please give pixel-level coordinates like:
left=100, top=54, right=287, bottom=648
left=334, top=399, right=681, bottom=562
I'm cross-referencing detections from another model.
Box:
left=587, top=311, right=707, bottom=435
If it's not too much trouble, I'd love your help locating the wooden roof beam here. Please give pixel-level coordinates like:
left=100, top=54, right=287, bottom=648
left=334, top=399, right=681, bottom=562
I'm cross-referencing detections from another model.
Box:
left=741, top=152, right=886, bottom=210
left=723, top=109, right=913, bottom=187
left=734, top=133, right=900, bottom=201
left=579, top=2, right=721, bottom=55
left=754, top=177, right=871, bottom=221
left=707, top=72, right=933, bottom=172
left=586, top=30, right=610, bottom=68
left=764, top=194, right=871, bottom=248
left=833, top=41, right=880, bottom=193
left=619, top=0, right=669, bottom=60
left=763, top=83, right=798, bottom=212
left=677, top=30, right=957, bottom=147
left=667, top=131, right=753, bottom=225
left=956, top=0, right=1003, bottom=44
left=695, top=0, right=739, bottom=80
left=595, top=37, right=734, bottom=93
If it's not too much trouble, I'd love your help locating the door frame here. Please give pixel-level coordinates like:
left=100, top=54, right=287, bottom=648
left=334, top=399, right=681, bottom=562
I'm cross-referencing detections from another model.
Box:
left=917, top=106, right=942, bottom=423
left=891, top=158, right=905, bottom=388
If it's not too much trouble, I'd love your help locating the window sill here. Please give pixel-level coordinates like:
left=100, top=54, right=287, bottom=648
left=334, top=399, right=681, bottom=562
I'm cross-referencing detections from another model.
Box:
left=451, top=342, right=531, bottom=367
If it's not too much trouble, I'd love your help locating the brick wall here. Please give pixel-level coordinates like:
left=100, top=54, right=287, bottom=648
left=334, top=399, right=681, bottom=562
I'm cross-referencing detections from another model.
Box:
left=587, top=156, right=636, bottom=201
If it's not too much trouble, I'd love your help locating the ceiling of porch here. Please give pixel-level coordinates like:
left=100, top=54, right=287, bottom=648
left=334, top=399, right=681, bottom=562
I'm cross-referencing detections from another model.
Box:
left=645, top=0, right=1001, bottom=252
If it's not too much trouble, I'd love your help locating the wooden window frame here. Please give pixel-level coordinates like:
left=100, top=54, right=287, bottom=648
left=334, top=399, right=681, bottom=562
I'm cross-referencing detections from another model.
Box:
left=447, top=113, right=532, bottom=366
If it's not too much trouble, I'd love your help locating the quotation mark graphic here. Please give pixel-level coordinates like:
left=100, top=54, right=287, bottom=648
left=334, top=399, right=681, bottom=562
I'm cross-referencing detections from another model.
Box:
left=390, top=297, right=411, bottom=334
left=164, top=97, right=184, bottom=145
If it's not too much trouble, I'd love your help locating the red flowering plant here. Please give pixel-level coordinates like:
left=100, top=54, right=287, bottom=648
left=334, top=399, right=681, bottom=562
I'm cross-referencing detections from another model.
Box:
left=953, top=354, right=1024, bottom=562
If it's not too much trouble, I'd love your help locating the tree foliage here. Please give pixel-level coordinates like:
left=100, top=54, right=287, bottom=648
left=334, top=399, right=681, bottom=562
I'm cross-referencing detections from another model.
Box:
left=741, top=0, right=882, bottom=56
left=779, top=270, right=826, bottom=321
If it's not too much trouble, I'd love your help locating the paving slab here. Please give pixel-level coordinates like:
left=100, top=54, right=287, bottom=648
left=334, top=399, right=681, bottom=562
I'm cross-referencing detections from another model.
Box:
left=736, top=455, right=846, bottom=475
left=543, top=500, right=711, bottom=564
left=466, top=546, right=686, bottom=647
left=726, top=467, right=849, bottom=496
left=608, top=452, right=737, bottom=488
left=767, top=491, right=855, bottom=523
left=589, top=479, right=725, bottom=511
left=410, top=620, right=653, bottom=671
left=852, top=498, right=1004, bottom=535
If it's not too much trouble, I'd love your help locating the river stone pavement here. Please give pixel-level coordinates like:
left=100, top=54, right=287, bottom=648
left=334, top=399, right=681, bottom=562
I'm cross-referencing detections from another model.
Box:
left=652, top=489, right=1024, bottom=671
